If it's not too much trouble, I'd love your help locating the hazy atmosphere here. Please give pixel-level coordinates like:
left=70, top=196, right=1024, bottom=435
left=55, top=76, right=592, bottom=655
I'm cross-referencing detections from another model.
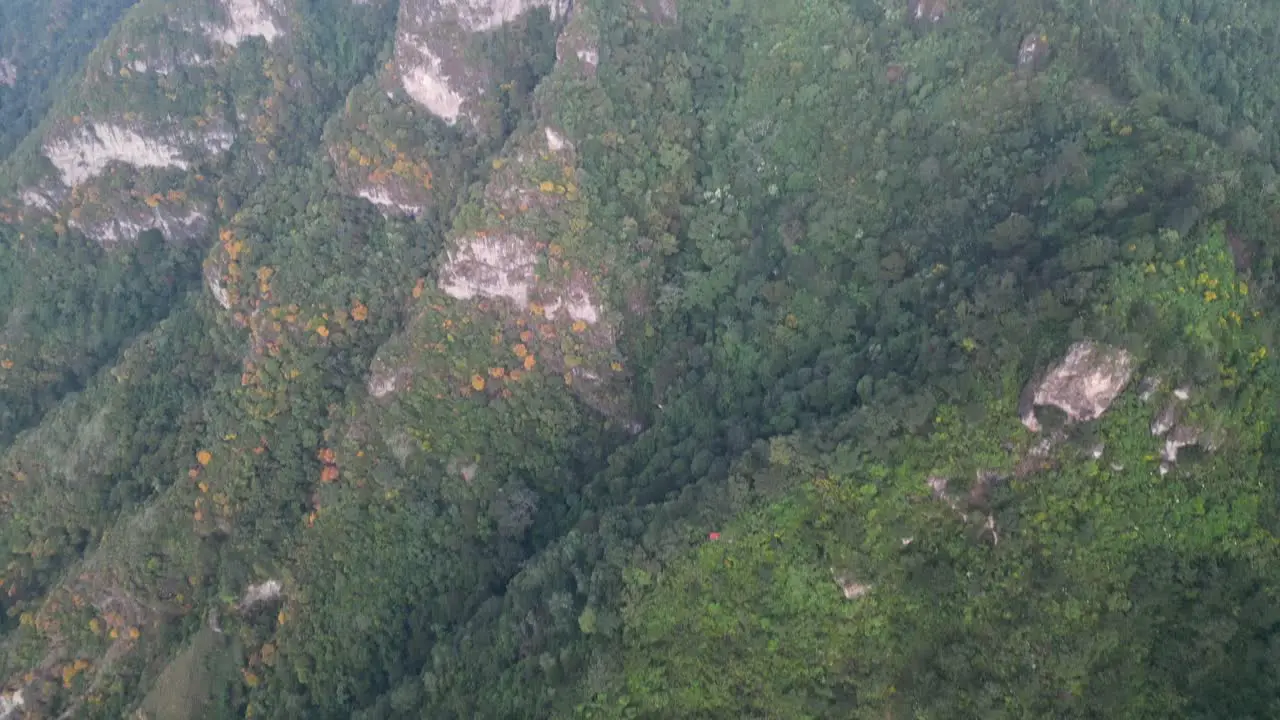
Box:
left=1, top=0, right=1279, bottom=717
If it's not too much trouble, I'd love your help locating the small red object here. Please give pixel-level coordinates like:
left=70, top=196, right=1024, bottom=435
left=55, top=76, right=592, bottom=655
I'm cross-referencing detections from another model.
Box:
left=708, top=532, right=721, bottom=541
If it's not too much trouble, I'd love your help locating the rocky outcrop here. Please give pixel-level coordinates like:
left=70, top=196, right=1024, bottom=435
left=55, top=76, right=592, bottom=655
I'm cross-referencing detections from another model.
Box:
left=395, top=0, right=569, bottom=125
left=16, top=181, right=68, bottom=217
left=1150, top=402, right=1178, bottom=437
left=438, top=112, right=599, bottom=325
left=440, top=232, right=541, bottom=308
left=237, top=579, right=283, bottom=612
left=204, top=263, right=232, bottom=310
left=326, top=100, right=438, bottom=218
left=1161, top=423, right=1203, bottom=463
left=1137, top=376, right=1161, bottom=402
left=832, top=569, right=870, bottom=599
left=1149, top=386, right=1215, bottom=469
left=108, top=20, right=214, bottom=75
left=927, top=475, right=960, bottom=511
left=439, top=231, right=604, bottom=325
left=366, top=0, right=632, bottom=424
left=43, top=120, right=234, bottom=188
left=205, top=0, right=289, bottom=46
left=1017, top=32, right=1051, bottom=74
left=357, top=187, right=424, bottom=217
left=925, top=473, right=1000, bottom=545
left=1, top=0, right=310, bottom=248
left=1021, top=341, right=1134, bottom=432
left=555, top=8, right=598, bottom=76
left=33, top=116, right=226, bottom=245
left=908, top=0, right=946, bottom=23
left=20, top=190, right=57, bottom=212
left=95, top=0, right=292, bottom=79
left=0, top=690, right=23, bottom=720
left=635, top=0, right=677, bottom=25
left=64, top=185, right=215, bottom=248
left=0, top=58, right=16, bottom=87
left=79, top=207, right=210, bottom=248
left=367, top=356, right=413, bottom=398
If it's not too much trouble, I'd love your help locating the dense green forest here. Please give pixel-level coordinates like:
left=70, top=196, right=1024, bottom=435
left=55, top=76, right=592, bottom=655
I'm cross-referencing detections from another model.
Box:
left=2, top=0, right=1280, bottom=717
left=0, top=0, right=140, bottom=158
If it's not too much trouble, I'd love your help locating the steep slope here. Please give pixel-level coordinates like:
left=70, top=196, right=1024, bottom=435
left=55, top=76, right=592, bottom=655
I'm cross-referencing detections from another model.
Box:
left=0, top=0, right=139, bottom=161
left=4, top=0, right=1280, bottom=718
left=0, top=0, right=394, bottom=448
left=0, top=226, right=200, bottom=447
left=322, top=0, right=567, bottom=219
left=393, top=0, right=566, bottom=130
left=4, top=0, right=396, bottom=245
left=0, top=304, right=229, bottom=716
left=236, top=5, right=644, bottom=716
left=609, top=227, right=1280, bottom=718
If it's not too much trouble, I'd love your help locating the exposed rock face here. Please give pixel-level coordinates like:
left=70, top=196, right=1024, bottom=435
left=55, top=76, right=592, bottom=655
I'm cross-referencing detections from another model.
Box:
left=6, top=181, right=69, bottom=225
left=1137, top=376, right=1161, bottom=402
left=105, top=0, right=285, bottom=76
left=395, top=0, right=568, bottom=124
left=908, top=0, right=946, bottom=23
left=204, top=263, right=232, bottom=310
left=20, top=189, right=57, bottom=213
left=357, top=186, right=424, bottom=217
left=545, top=126, right=572, bottom=152
left=440, top=232, right=541, bottom=308
left=832, top=570, right=870, bottom=599
left=924, top=473, right=1000, bottom=545
left=367, top=357, right=413, bottom=398
left=967, top=469, right=1007, bottom=508
left=206, top=0, right=288, bottom=46
left=43, top=121, right=234, bottom=188
left=448, top=0, right=567, bottom=31
left=1021, top=341, right=1134, bottom=432
left=0, top=0, right=302, bottom=251
left=104, top=25, right=215, bottom=77
left=1162, top=424, right=1203, bottom=463
left=555, top=9, right=598, bottom=76
left=439, top=231, right=605, bottom=323
left=927, top=475, right=958, bottom=510
left=399, top=44, right=468, bottom=123
left=0, top=689, right=23, bottom=720
left=1014, top=436, right=1058, bottom=477
left=1017, top=32, right=1051, bottom=74
left=46, top=125, right=185, bottom=186
left=325, top=74, right=444, bottom=218
left=1151, top=402, right=1178, bottom=437
left=635, top=0, right=677, bottom=25
left=379, top=4, right=633, bottom=426
left=1148, top=385, right=1212, bottom=465
left=32, top=116, right=232, bottom=245
left=73, top=204, right=210, bottom=248
left=238, top=579, right=283, bottom=612
left=0, top=58, right=16, bottom=87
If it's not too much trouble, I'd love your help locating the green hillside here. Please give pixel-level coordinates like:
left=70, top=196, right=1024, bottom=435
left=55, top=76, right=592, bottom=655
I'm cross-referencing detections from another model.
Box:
left=2, top=0, right=1280, bottom=718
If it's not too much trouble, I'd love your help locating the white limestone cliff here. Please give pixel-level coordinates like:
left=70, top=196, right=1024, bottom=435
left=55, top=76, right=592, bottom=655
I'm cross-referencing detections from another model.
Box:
left=72, top=206, right=210, bottom=248
left=43, top=122, right=234, bottom=188
left=395, top=0, right=569, bottom=124
left=0, top=690, right=23, bottom=720
left=439, top=232, right=541, bottom=308
left=0, top=58, right=16, bottom=87
left=358, top=187, right=424, bottom=217
left=1021, top=341, right=1134, bottom=432
left=204, top=264, right=232, bottom=310
left=206, top=0, right=287, bottom=46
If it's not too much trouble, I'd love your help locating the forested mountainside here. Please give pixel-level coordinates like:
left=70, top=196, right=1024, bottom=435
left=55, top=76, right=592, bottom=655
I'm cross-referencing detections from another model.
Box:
left=2, top=0, right=1280, bottom=717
